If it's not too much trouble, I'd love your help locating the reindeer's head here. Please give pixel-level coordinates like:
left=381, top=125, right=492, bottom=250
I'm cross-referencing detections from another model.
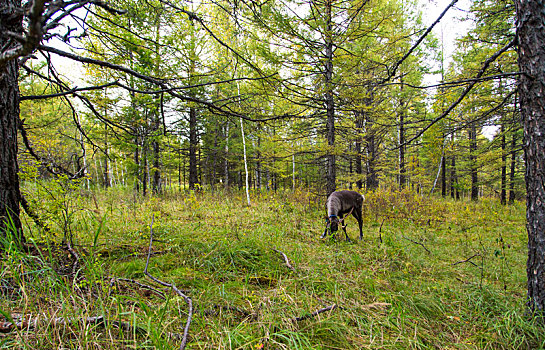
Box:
left=328, top=215, right=340, bottom=233
left=322, top=215, right=340, bottom=238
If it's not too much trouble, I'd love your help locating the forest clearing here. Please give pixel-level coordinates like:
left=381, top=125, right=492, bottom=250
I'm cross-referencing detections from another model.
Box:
left=2, top=0, right=545, bottom=348
left=0, top=186, right=539, bottom=349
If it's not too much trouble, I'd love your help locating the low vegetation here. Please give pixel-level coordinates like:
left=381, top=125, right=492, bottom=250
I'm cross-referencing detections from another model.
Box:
left=0, top=184, right=541, bottom=349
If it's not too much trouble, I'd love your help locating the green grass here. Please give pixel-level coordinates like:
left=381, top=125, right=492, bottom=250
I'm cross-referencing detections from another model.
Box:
left=1, top=186, right=542, bottom=349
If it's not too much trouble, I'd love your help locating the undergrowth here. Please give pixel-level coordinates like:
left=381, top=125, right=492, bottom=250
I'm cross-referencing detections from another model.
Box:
left=0, top=185, right=541, bottom=349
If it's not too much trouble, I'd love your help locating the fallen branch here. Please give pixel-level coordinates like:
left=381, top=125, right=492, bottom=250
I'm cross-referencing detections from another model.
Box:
left=272, top=248, right=295, bottom=272
left=452, top=254, right=480, bottom=267
left=109, top=277, right=167, bottom=300
left=291, top=304, right=338, bottom=322
left=1, top=313, right=184, bottom=340
left=144, top=215, right=193, bottom=350
left=0, top=314, right=147, bottom=335
left=402, top=236, right=431, bottom=254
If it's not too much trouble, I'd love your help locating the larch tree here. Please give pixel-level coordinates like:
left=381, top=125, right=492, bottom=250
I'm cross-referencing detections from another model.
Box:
left=515, top=0, right=545, bottom=315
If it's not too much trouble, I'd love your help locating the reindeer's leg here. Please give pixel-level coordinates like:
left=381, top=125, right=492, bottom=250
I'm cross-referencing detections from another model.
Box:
left=321, top=224, right=329, bottom=238
left=341, top=215, right=351, bottom=242
left=353, top=208, right=363, bottom=240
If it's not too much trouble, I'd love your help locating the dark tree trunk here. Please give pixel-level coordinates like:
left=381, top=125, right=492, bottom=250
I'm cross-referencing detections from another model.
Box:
left=450, top=155, right=459, bottom=200
left=441, top=151, right=446, bottom=197
left=509, top=132, right=517, bottom=204
left=152, top=138, right=161, bottom=193
left=211, top=125, right=219, bottom=192
left=324, top=0, right=336, bottom=196
left=142, top=141, right=148, bottom=196
left=178, top=148, right=182, bottom=190
left=355, top=112, right=363, bottom=190
left=365, top=115, right=379, bottom=191
left=501, top=123, right=507, bottom=205
left=515, top=0, right=545, bottom=314
left=103, top=124, right=111, bottom=188
left=224, top=121, right=230, bottom=191
left=398, top=83, right=406, bottom=190
left=189, top=107, right=198, bottom=190
left=256, top=136, right=262, bottom=191
left=469, top=122, right=478, bottom=201
left=134, top=135, right=140, bottom=193
left=0, top=0, right=23, bottom=240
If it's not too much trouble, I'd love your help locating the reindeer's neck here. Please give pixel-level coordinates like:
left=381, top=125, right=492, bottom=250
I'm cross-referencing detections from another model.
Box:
left=327, top=197, right=340, bottom=216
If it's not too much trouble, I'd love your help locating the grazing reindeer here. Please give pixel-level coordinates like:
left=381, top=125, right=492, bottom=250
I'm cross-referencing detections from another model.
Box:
left=322, top=190, right=364, bottom=241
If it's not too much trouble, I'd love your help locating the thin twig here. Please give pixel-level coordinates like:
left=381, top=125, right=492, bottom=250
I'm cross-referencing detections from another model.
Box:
left=272, top=248, right=295, bottom=272
left=292, top=304, right=338, bottom=322
left=402, top=236, right=431, bottom=254
left=109, top=277, right=167, bottom=300
left=0, top=315, right=147, bottom=335
left=144, top=215, right=192, bottom=350
left=452, top=254, right=480, bottom=267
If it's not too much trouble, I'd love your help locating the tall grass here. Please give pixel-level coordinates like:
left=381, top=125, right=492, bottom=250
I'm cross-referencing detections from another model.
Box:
left=1, top=185, right=542, bottom=349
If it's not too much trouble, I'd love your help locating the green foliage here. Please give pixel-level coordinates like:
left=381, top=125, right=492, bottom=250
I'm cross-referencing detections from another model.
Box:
left=1, top=187, right=541, bottom=348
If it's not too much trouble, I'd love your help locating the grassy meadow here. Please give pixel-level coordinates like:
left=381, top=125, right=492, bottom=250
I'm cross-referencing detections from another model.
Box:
left=1, top=184, right=543, bottom=349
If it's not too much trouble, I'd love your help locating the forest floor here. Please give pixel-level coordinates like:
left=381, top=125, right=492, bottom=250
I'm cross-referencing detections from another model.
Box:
left=1, top=185, right=543, bottom=349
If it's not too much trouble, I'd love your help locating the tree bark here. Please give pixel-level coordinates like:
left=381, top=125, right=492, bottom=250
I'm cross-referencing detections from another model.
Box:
left=324, top=0, right=336, bottom=196
left=468, top=122, right=478, bottom=201
left=509, top=131, right=517, bottom=204
left=441, top=149, right=446, bottom=197
left=355, top=111, right=363, bottom=190
left=365, top=116, right=379, bottom=191
left=224, top=121, right=230, bottom=190
left=515, top=0, right=545, bottom=314
left=188, top=106, right=198, bottom=190
left=398, top=82, right=406, bottom=190
left=0, top=0, right=24, bottom=241
left=500, top=123, right=507, bottom=205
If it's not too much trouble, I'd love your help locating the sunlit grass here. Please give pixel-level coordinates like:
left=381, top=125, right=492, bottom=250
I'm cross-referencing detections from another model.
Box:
left=0, top=185, right=541, bottom=349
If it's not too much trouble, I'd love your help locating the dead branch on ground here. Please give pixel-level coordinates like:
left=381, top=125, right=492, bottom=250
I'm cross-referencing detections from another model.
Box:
left=144, top=215, right=193, bottom=350
left=291, top=304, right=338, bottom=322
left=402, top=235, right=431, bottom=254
left=272, top=248, right=295, bottom=272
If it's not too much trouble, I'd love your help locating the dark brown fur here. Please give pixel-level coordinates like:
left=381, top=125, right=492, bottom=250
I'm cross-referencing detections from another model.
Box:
left=322, top=190, right=364, bottom=241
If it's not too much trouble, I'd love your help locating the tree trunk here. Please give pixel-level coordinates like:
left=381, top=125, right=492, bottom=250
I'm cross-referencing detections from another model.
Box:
left=152, top=137, right=161, bottom=193
left=256, top=136, right=261, bottom=191
left=189, top=107, right=198, bottom=190
left=324, top=0, right=336, bottom=196
left=441, top=153, right=446, bottom=197
left=398, top=83, right=406, bottom=190
left=355, top=111, right=363, bottom=190
left=0, top=0, right=23, bottom=240
left=103, top=124, right=111, bottom=188
left=469, top=122, right=478, bottom=201
left=515, top=0, right=545, bottom=314
left=500, top=123, right=507, bottom=205
left=142, top=141, right=148, bottom=196
left=223, top=121, right=229, bottom=191
left=240, top=117, right=251, bottom=206
left=509, top=131, right=517, bottom=204
left=365, top=116, right=379, bottom=191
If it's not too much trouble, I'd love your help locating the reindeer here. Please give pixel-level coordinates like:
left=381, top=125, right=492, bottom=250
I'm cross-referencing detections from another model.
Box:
left=322, top=190, right=364, bottom=241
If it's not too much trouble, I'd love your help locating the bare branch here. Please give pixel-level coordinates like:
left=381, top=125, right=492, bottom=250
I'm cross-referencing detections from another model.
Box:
left=402, top=235, right=431, bottom=254
left=382, top=0, right=459, bottom=83
left=272, top=248, right=295, bottom=272
left=398, top=38, right=516, bottom=148
left=20, top=81, right=119, bottom=100
left=292, top=304, right=338, bottom=322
